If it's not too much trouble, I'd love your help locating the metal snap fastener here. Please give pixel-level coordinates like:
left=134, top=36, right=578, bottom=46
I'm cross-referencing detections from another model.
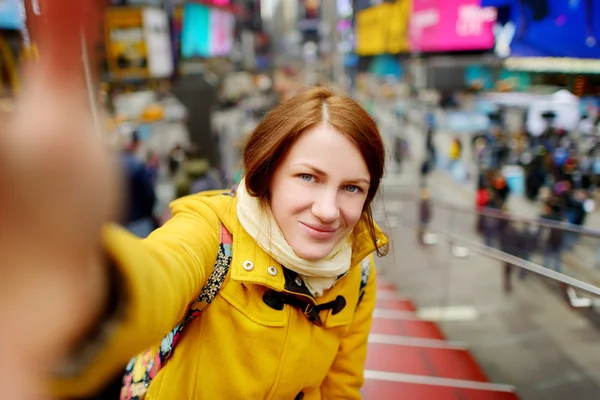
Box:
left=295, top=276, right=303, bottom=286
left=243, top=260, right=254, bottom=271
left=268, top=266, right=278, bottom=276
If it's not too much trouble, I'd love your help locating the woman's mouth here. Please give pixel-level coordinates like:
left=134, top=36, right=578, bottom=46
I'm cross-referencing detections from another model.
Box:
left=300, top=222, right=338, bottom=240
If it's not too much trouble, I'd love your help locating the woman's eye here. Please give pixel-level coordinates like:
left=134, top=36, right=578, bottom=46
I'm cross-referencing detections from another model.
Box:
left=299, top=174, right=314, bottom=182
left=345, top=185, right=361, bottom=193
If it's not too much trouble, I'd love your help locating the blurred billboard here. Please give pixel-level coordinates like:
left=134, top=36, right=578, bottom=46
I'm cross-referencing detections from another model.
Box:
left=181, top=3, right=234, bottom=59
left=410, top=0, right=497, bottom=52
left=481, top=0, right=600, bottom=59
left=355, top=0, right=411, bottom=55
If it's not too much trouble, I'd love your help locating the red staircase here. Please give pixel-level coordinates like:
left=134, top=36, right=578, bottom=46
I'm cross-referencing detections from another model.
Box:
left=363, top=277, right=519, bottom=399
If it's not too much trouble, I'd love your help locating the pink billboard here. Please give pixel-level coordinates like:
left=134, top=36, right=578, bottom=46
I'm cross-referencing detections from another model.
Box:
left=410, top=0, right=497, bottom=52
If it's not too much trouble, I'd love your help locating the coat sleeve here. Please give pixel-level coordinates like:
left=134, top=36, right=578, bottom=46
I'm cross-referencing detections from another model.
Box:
left=51, top=196, right=222, bottom=398
left=320, top=254, right=377, bottom=399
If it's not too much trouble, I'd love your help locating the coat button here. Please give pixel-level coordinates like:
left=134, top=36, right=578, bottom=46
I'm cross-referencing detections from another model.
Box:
left=295, top=276, right=303, bottom=286
left=243, top=260, right=254, bottom=271
left=267, top=266, right=278, bottom=276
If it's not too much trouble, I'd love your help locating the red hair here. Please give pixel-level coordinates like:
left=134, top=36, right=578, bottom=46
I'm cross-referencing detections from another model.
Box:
left=243, top=86, right=387, bottom=256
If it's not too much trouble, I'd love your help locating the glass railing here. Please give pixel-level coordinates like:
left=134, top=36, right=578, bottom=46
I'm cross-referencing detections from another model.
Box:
left=374, top=188, right=600, bottom=399
left=383, top=190, right=600, bottom=299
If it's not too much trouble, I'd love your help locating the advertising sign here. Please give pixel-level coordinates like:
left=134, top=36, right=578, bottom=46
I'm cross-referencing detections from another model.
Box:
left=106, top=8, right=149, bottom=78
left=410, top=0, right=497, bottom=52
left=181, top=3, right=211, bottom=58
left=355, top=0, right=411, bottom=55
left=142, top=8, right=173, bottom=78
left=387, top=0, right=412, bottom=54
left=355, top=4, right=389, bottom=55
left=0, top=0, right=23, bottom=30
left=181, top=3, right=234, bottom=59
left=210, top=8, right=235, bottom=56
left=481, top=0, right=600, bottom=59
left=106, top=7, right=173, bottom=79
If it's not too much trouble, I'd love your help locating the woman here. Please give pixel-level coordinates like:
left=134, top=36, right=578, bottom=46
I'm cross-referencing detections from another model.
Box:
left=104, top=86, right=386, bottom=399
left=0, top=8, right=387, bottom=398
left=84, top=88, right=388, bottom=399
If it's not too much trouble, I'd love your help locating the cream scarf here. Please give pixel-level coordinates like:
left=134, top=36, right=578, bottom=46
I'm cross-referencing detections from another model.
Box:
left=236, top=179, right=352, bottom=297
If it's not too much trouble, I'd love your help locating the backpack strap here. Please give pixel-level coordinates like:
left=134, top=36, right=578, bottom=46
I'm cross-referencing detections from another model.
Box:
left=121, top=223, right=233, bottom=400
left=357, top=256, right=371, bottom=306
left=190, top=225, right=233, bottom=312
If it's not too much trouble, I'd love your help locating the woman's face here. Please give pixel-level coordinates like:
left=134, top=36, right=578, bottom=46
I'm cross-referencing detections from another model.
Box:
left=270, top=124, right=370, bottom=261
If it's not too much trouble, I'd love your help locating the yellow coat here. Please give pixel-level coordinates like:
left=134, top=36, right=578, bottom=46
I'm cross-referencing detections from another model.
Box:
left=54, top=191, right=388, bottom=400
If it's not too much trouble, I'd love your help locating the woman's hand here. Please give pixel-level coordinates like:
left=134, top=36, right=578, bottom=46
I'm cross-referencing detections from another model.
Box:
left=0, top=1, right=120, bottom=398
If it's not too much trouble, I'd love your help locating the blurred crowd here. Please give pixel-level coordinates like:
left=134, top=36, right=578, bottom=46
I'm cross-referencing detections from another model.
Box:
left=119, top=131, right=225, bottom=238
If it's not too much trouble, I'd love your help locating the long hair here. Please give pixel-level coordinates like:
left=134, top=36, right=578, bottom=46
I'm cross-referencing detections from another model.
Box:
left=242, top=87, right=387, bottom=256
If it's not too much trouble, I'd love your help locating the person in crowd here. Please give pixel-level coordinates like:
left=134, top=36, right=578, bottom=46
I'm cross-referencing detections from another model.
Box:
left=578, top=112, right=594, bottom=138
left=497, top=208, right=521, bottom=292
left=540, top=111, right=557, bottom=149
left=174, top=146, right=222, bottom=199
left=393, top=135, right=409, bottom=173
left=563, top=189, right=589, bottom=250
left=419, top=156, right=432, bottom=188
left=519, top=222, right=540, bottom=280
left=540, top=200, right=565, bottom=273
left=425, top=123, right=436, bottom=167
left=475, top=172, right=491, bottom=234
left=481, top=200, right=501, bottom=248
left=448, top=136, right=462, bottom=170
left=120, top=131, right=157, bottom=238
left=491, top=174, right=511, bottom=209
left=485, top=113, right=503, bottom=168
left=563, top=153, right=580, bottom=189
left=146, top=150, right=160, bottom=184
left=524, top=147, right=547, bottom=201
left=496, top=130, right=511, bottom=168
left=167, top=144, right=185, bottom=177
left=418, top=187, right=432, bottom=245
left=474, top=135, right=488, bottom=168
left=1, top=64, right=389, bottom=399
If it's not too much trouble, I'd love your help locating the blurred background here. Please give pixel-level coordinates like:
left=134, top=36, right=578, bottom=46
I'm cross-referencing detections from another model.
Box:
left=3, top=0, right=600, bottom=399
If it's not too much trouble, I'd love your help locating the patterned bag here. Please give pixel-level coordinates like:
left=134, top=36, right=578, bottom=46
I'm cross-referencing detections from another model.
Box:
left=120, top=223, right=233, bottom=400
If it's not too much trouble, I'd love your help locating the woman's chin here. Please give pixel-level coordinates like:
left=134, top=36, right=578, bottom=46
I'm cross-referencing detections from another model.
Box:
left=292, top=245, right=333, bottom=262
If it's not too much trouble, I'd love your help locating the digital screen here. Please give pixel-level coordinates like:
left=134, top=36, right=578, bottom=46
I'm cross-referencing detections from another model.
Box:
left=410, top=0, right=497, bottom=52
left=481, top=0, right=600, bottom=59
left=180, top=3, right=234, bottom=59
left=181, top=3, right=211, bottom=58
left=210, top=9, right=235, bottom=57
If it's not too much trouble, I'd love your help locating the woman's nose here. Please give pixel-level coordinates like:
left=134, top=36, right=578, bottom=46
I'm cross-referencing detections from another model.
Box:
left=311, top=190, right=340, bottom=223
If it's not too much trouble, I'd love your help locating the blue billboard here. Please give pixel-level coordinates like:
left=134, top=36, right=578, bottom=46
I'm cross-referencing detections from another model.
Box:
left=481, top=0, right=600, bottom=59
left=181, top=3, right=211, bottom=58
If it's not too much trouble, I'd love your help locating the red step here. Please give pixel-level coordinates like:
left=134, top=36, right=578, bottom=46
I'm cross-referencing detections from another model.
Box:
left=376, top=298, right=417, bottom=311
left=377, top=282, right=398, bottom=292
left=366, top=341, right=488, bottom=382
left=362, top=374, right=518, bottom=400
left=371, top=317, right=446, bottom=340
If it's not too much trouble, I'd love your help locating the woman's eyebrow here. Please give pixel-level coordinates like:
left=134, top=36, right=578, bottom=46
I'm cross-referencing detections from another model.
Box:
left=293, top=162, right=370, bottom=184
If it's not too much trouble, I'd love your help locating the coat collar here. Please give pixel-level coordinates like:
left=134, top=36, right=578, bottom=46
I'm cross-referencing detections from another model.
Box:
left=200, top=192, right=388, bottom=291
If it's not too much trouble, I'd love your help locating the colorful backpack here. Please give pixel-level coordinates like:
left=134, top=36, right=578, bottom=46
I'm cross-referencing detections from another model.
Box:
left=120, top=223, right=372, bottom=400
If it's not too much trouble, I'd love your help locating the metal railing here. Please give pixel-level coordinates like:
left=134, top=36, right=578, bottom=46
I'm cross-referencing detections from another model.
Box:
left=382, top=190, right=600, bottom=302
